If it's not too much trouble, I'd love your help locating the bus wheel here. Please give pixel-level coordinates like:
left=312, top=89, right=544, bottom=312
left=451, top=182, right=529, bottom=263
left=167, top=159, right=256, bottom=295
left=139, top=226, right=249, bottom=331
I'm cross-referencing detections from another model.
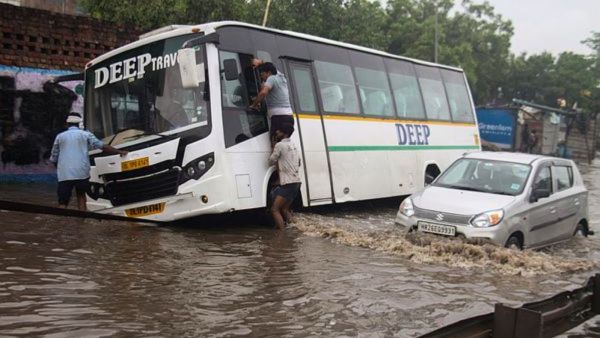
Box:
left=425, top=165, right=441, bottom=185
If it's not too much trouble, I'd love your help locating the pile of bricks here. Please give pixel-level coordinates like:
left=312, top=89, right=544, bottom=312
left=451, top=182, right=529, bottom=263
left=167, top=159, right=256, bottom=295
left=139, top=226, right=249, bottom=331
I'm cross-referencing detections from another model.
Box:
left=0, top=2, right=140, bottom=71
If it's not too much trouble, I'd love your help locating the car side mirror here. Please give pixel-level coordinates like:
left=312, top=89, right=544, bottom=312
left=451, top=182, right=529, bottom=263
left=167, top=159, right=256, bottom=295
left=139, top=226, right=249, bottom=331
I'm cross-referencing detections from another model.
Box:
left=530, top=187, right=551, bottom=203
left=223, top=59, right=239, bottom=81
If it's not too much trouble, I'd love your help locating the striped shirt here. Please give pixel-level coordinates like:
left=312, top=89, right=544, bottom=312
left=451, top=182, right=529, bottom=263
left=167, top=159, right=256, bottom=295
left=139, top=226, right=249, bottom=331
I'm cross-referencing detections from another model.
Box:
left=268, top=138, right=301, bottom=185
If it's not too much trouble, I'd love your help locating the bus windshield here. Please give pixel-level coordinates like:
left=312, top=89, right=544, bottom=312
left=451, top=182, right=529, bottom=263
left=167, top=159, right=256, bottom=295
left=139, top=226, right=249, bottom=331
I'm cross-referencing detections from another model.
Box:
left=84, top=34, right=209, bottom=146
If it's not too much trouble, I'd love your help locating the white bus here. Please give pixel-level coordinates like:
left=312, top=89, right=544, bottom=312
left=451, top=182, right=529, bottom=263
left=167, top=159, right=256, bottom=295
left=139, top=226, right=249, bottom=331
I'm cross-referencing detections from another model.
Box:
left=83, top=21, right=480, bottom=221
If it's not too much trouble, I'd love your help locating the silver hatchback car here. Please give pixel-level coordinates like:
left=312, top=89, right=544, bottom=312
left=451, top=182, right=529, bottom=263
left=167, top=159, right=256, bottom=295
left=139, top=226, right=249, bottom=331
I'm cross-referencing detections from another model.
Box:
left=396, top=152, right=589, bottom=249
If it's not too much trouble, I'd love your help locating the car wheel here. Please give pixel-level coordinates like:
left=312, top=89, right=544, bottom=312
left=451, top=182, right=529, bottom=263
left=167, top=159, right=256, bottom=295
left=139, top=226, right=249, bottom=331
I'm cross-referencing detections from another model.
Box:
left=573, top=222, right=588, bottom=237
left=505, top=235, right=522, bottom=250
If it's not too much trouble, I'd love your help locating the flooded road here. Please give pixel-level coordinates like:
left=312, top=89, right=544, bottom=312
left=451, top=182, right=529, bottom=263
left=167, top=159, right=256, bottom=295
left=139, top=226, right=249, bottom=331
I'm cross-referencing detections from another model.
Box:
left=1, top=160, right=600, bottom=337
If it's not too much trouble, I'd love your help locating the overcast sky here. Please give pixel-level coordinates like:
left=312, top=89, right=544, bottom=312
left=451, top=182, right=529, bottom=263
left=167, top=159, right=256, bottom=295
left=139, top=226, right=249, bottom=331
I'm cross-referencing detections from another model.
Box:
left=474, top=0, right=599, bottom=55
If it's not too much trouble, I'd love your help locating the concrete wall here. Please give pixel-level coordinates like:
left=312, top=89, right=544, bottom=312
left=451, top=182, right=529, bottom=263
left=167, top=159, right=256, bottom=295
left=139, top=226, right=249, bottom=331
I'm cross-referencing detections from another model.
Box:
left=566, top=117, right=597, bottom=163
left=0, top=3, right=139, bottom=182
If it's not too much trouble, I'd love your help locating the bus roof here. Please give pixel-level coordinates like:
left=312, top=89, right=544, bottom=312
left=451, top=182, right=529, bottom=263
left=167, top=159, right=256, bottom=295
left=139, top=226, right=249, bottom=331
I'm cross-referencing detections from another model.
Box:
left=87, top=21, right=464, bottom=73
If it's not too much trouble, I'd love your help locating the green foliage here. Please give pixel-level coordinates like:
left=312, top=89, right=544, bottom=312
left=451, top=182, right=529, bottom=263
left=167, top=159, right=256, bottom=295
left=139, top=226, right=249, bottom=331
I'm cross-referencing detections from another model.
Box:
left=77, top=0, right=599, bottom=112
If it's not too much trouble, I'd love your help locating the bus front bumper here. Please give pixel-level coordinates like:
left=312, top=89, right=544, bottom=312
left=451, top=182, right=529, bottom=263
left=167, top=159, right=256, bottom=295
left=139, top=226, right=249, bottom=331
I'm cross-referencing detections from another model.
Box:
left=88, top=191, right=229, bottom=222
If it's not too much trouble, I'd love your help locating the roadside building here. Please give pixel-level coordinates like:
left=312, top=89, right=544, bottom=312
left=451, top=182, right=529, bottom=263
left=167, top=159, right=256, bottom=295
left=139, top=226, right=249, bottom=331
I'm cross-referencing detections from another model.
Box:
left=0, top=2, right=139, bottom=182
left=477, top=100, right=597, bottom=163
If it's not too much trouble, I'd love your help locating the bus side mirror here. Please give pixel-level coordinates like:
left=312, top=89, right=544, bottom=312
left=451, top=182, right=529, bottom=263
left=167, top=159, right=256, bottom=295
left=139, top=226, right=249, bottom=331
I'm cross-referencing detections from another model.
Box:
left=177, top=48, right=204, bottom=88
left=223, top=59, right=239, bottom=81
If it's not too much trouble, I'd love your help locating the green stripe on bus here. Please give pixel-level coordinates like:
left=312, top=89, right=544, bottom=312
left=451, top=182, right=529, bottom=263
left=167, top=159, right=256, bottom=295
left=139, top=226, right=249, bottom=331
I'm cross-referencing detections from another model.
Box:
left=328, top=145, right=480, bottom=152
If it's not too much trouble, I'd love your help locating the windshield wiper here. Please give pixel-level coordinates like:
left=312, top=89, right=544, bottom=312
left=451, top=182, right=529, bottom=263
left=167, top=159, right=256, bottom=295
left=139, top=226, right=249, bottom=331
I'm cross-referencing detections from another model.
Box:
left=108, top=128, right=172, bottom=146
left=443, top=185, right=487, bottom=193
left=488, top=191, right=515, bottom=196
left=124, top=130, right=173, bottom=142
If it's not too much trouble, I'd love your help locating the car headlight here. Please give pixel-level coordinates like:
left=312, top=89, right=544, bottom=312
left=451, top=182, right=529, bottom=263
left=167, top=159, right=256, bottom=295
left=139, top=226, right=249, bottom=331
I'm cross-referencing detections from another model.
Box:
left=471, top=209, right=504, bottom=228
left=399, top=197, right=415, bottom=217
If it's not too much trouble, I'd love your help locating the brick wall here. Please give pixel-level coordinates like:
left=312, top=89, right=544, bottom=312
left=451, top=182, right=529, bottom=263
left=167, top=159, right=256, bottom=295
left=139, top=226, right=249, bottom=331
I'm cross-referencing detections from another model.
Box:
left=20, top=0, right=81, bottom=16
left=0, top=2, right=140, bottom=71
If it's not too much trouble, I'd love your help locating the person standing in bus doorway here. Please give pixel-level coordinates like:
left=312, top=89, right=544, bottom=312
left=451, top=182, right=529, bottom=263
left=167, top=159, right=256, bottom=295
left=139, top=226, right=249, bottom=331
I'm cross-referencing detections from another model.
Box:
left=49, top=113, right=127, bottom=211
left=249, top=61, right=294, bottom=145
left=269, top=124, right=301, bottom=229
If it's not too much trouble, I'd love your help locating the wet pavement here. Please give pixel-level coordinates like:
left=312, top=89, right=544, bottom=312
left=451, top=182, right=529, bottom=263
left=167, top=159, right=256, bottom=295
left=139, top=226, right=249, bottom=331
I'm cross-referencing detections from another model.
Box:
left=1, top=159, right=600, bottom=337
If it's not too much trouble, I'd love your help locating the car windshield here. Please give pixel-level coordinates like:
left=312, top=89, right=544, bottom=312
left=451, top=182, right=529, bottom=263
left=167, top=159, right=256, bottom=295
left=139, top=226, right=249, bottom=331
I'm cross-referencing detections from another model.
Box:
left=434, top=158, right=531, bottom=196
left=84, top=33, right=209, bottom=146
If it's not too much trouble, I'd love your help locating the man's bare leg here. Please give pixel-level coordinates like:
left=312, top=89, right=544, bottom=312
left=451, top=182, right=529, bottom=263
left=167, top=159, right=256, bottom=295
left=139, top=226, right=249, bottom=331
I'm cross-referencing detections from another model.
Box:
left=76, top=191, right=87, bottom=211
left=271, top=195, right=287, bottom=229
left=282, top=199, right=294, bottom=224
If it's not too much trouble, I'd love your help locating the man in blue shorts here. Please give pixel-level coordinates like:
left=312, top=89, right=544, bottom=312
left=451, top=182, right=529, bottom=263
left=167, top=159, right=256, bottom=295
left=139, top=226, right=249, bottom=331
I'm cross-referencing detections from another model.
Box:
left=49, top=112, right=127, bottom=211
left=268, top=124, right=301, bottom=229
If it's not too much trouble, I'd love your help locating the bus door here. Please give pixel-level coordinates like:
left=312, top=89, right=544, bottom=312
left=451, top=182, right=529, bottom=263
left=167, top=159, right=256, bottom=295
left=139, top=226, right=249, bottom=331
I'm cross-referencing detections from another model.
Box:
left=284, top=60, right=334, bottom=205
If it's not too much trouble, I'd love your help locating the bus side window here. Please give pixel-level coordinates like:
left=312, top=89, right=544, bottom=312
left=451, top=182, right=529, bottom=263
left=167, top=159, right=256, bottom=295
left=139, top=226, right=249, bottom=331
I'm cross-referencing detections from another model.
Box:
left=441, top=69, right=475, bottom=123
left=219, top=51, right=248, bottom=108
left=415, top=65, right=451, bottom=121
left=220, top=51, right=269, bottom=147
left=385, top=59, right=426, bottom=120
left=314, top=60, right=360, bottom=114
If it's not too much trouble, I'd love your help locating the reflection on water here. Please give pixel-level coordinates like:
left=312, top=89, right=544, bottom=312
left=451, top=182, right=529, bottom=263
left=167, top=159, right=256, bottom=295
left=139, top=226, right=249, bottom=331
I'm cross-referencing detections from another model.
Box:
left=1, top=158, right=600, bottom=337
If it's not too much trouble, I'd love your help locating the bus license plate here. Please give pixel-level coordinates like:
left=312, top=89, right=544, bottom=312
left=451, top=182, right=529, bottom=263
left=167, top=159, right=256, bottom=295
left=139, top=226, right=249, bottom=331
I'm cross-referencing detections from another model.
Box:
left=125, top=202, right=165, bottom=218
left=418, top=221, right=456, bottom=236
left=121, top=157, right=149, bottom=171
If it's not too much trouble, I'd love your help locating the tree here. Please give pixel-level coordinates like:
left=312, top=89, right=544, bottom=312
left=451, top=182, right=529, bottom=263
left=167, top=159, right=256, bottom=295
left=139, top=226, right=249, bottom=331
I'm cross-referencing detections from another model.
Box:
left=78, top=0, right=249, bottom=30
left=77, top=0, right=597, bottom=110
left=385, top=0, right=513, bottom=104
left=79, top=0, right=182, bottom=29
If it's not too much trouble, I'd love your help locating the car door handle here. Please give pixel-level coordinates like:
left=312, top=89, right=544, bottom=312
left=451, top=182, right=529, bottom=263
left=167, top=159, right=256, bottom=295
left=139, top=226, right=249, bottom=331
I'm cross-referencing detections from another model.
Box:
left=550, top=208, right=557, bottom=214
left=574, top=198, right=580, bottom=206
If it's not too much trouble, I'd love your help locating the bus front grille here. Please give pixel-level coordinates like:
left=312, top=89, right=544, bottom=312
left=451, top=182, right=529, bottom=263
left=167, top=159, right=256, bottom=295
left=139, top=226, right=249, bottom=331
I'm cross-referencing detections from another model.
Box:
left=106, top=168, right=181, bottom=206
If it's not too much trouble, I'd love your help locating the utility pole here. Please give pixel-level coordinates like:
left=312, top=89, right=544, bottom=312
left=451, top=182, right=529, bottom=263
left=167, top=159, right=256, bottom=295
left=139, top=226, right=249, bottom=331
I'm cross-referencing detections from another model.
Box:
left=434, top=2, right=439, bottom=63
left=262, top=0, right=272, bottom=27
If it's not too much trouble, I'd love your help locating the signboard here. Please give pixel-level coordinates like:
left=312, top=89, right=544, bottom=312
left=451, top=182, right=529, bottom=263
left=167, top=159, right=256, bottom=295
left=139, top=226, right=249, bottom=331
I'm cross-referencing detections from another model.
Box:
left=476, top=108, right=516, bottom=150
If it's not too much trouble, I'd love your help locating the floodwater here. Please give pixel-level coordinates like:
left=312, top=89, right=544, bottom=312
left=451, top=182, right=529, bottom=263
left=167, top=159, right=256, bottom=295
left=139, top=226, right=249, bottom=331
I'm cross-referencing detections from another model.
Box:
left=1, top=161, right=600, bottom=337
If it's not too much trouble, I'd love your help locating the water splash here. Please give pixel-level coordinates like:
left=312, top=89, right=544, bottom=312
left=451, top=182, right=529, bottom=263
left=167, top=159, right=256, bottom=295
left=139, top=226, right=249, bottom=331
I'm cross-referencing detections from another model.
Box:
left=293, top=213, right=593, bottom=276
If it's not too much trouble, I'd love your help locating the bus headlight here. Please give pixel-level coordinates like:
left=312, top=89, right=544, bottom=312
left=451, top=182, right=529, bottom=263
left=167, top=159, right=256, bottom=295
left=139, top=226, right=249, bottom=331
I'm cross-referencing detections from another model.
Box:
left=88, top=183, right=106, bottom=200
left=181, top=152, right=215, bottom=183
left=187, top=166, right=196, bottom=178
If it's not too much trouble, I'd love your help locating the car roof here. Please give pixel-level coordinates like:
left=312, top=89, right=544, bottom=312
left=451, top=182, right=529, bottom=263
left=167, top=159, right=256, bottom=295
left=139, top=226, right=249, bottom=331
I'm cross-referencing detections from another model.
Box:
left=462, top=151, right=571, bottom=165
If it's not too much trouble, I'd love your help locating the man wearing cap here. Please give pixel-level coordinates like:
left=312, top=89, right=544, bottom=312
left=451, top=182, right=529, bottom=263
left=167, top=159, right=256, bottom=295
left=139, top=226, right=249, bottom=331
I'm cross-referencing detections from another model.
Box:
left=49, top=112, right=127, bottom=211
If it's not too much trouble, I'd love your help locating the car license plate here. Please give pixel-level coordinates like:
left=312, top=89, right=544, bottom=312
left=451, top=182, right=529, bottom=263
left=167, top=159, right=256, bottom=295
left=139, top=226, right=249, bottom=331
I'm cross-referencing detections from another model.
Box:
left=418, top=221, right=456, bottom=236
left=125, top=202, right=165, bottom=218
left=121, top=157, right=149, bottom=171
